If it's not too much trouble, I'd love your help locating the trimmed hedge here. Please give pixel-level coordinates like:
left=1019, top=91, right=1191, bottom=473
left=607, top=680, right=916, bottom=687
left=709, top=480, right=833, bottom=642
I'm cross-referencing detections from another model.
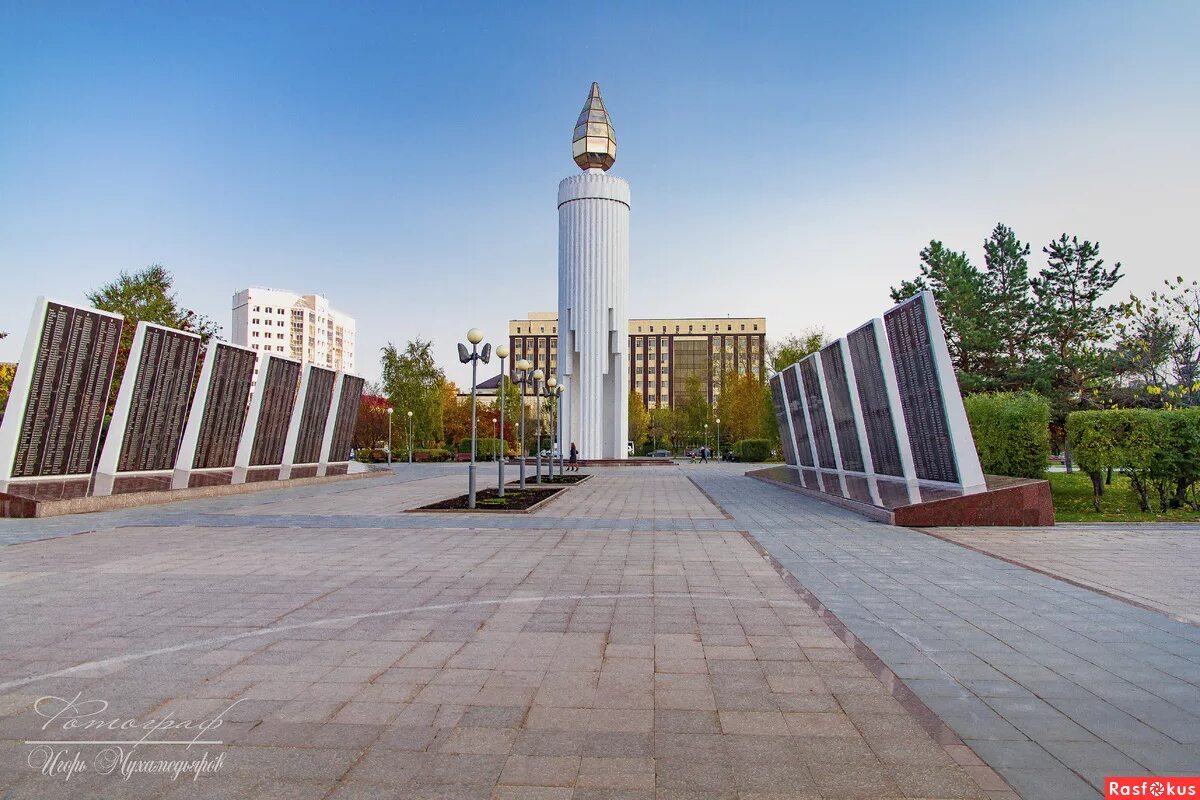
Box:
left=963, top=392, right=1050, bottom=479
left=735, top=439, right=772, bottom=462
left=1068, top=408, right=1200, bottom=512
left=456, top=437, right=506, bottom=459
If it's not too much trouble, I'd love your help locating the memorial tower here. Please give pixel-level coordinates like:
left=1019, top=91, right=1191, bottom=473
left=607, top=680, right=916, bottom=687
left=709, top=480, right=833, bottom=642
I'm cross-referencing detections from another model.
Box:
left=558, top=82, right=630, bottom=459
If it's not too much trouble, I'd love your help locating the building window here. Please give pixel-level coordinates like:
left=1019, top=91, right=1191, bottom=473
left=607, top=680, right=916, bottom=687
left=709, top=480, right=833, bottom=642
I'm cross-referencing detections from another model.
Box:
left=753, top=324, right=759, bottom=331
left=253, top=305, right=260, bottom=312
left=740, top=324, right=745, bottom=331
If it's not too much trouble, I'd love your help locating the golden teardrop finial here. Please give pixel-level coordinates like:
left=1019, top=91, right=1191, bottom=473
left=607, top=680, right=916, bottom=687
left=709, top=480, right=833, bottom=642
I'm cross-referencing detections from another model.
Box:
left=572, top=81, right=617, bottom=172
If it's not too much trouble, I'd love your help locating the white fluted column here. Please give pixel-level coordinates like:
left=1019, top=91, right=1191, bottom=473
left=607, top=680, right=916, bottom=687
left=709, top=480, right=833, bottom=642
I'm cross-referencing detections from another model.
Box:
left=558, top=169, right=630, bottom=459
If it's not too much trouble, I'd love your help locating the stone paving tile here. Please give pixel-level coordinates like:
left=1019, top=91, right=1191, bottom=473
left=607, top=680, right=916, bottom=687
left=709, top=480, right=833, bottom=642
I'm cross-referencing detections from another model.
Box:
left=697, top=471, right=1200, bottom=799
left=0, top=469, right=990, bottom=798
left=932, top=524, right=1200, bottom=624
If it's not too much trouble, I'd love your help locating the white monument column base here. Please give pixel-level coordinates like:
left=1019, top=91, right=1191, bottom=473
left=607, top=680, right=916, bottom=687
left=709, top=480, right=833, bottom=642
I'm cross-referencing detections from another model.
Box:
left=558, top=170, right=630, bottom=460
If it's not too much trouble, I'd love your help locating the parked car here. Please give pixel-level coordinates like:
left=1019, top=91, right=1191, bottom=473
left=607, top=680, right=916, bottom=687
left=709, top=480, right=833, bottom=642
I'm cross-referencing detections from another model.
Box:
left=723, top=450, right=739, bottom=462
left=650, top=449, right=671, bottom=458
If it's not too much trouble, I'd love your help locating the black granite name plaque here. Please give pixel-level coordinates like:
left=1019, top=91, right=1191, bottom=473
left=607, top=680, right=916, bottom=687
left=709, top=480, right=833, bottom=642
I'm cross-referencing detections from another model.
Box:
left=250, top=359, right=301, bottom=466
left=293, top=367, right=336, bottom=465
left=769, top=375, right=797, bottom=466
left=799, top=358, right=836, bottom=469
left=327, top=375, right=364, bottom=462
left=884, top=295, right=958, bottom=483
left=193, top=344, right=257, bottom=469
left=846, top=323, right=904, bottom=477
left=781, top=367, right=814, bottom=467
left=12, top=303, right=123, bottom=478
left=820, top=342, right=864, bottom=472
left=117, top=326, right=201, bottom=472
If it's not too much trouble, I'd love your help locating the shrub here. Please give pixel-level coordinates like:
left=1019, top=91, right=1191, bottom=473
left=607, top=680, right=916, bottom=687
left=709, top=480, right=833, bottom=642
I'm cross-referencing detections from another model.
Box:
left=964, top=392, right=1050, bottom=479
left=457, top=437, right=506, bottom=459
left=735, top=439, right=771, bottom=462
left=1068, top=408, right=1200, bottom=512
left=413, top=448, right=452, bottom=462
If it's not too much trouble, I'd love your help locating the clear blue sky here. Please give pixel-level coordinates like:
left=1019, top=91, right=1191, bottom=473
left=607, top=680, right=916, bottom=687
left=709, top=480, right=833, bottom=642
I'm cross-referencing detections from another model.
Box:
left=2, top=2, right=1197, bottom=386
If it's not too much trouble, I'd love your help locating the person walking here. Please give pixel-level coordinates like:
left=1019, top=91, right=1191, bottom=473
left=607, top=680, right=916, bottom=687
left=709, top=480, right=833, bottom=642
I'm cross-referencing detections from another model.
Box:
left=569, top=442, right=579, bottom=472
left=700, top=446, right=708, bottom=464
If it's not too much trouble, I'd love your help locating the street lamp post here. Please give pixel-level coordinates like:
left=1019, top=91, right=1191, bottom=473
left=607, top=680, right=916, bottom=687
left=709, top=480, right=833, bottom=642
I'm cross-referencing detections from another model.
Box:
left=514, top=359, right=530, bottom=489
left=715, top=417, right=721, bottom=461
left=407, top=410, right=413, bottom=463
left=495, top=345, right=509, bottom=496
left=458, top=328, right=492, bottom=509
left=546, top=377, right=557, bottom=482
left=532, top=369, right=544, bottom=484
left=555, top=384, right=565, bottom=476
left=704, top=423, right=709, bottom=459
left=387, top=407, right=394, bottom=465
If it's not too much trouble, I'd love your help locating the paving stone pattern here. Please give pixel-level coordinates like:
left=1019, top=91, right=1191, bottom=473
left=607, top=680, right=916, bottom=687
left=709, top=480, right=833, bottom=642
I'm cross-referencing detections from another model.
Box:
left=693, top=472, right=1200, bottom=800
left=0, top=466, right=997, bottom=798
left=933, top=524, right=1200, bottom=624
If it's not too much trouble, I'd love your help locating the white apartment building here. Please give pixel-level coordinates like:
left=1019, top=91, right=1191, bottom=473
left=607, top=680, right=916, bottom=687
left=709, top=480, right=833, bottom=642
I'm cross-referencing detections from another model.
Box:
left=232, top=288, right=356, bottom=388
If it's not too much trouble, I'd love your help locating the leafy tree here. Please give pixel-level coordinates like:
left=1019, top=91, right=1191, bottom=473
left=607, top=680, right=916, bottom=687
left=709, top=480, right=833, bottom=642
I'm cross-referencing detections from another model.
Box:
left=87, top=265, right=220, bottom=412
left=441, top=381, right=473, bottom=448
left=769, top=328, right=826, bottom=373
left=353, top=394, right=392, bottom=451
left=675, top=375, right=711, bottom=447
left=1031, top=234, right=1124, bottom=466
left=628, top=391, right=650, bottom=448
left=716, top=370, right=765, bottom=445
left=648, top=407, right=674, bottom=451
left=494, top=376, right=524, bottom=450
left=0, top=361, right=16, bottom=424
left=381, top=338, right=446, bottom=447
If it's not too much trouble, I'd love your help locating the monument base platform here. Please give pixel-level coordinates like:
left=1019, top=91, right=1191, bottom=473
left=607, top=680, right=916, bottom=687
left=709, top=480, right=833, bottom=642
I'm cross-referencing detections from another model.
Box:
left=747, top=465, right=1053, bottom=527
left=0, top=465, right=385, bottom=518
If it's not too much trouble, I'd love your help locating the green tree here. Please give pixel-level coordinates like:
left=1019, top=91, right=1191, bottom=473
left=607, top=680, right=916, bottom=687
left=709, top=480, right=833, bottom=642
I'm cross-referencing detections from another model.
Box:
left=628, top=391, right=650, bottom=449
left=675, top=375, right=711, bottom=448
left=891, top=241, right=992, bottom=391
left=716, top=370, right=765, bottom=445
left=769, top=328, right=826, bottom=373
left=381, top=338, right=446, bottom=447
left=1031, top=234, right=1124, bottom=467
left=495, top=376, right=524, bottom=450
left=981, top=223, right=1035, bottom=388
left=0, top=361, right=16, bottom=424
left=87, top=265, right=220, bottom=412
left=648, top=407, right=674, bottom=451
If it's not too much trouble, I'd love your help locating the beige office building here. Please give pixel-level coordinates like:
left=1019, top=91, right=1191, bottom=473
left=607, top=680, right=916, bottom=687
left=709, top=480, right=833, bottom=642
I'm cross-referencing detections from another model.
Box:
left=509, top=312, right=766, bottom=410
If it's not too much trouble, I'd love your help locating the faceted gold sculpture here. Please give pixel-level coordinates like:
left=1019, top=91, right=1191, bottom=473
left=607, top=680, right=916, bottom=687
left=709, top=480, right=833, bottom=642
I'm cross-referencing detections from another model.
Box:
left=572, top=82, right=617, bottom=172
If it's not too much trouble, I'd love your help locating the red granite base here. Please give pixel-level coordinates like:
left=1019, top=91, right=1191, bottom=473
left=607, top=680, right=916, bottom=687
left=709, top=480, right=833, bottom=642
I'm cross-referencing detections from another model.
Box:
left=892, top=476, right=1054, bottom=527
left=747, top=467, right=1054, bottom=527
left=0, top=467, right=385, bottom=518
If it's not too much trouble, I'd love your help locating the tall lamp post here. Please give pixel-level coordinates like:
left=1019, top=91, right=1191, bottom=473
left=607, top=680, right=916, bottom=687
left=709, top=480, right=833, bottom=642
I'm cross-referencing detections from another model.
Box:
left=387, top=407, right=394, bottom=465
left=495, top=345, right=509, bottom=496
left=546, top=377, right=557, bottom=481
left=555, top=384, right=565, bottom=476
left=513, top=359, right=531, bottom=489
left=715, top=417, right=721, bottom=460
left=458, top=328, right=491, bottom=509
left=704, top=423, right=709, bottom=459
left=532, top=369, right=544, bottom=484
left=406, top=410, right=413, bottom=463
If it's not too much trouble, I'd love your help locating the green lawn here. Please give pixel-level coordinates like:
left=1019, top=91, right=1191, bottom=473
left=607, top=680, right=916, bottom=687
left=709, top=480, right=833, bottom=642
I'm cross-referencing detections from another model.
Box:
left=1048, top=471, right=1200, bottom=523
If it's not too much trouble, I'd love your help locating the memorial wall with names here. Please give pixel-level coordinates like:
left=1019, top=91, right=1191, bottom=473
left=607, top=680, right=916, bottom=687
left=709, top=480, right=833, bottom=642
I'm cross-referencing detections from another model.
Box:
left=3, top=300, right=123, bottom=481
left=115, top=325, right=202, bottom=473
left=192, top=343, right=257, bottom=469
left=250, top=358, right=302, bottom=467
left=769, top=292, right=983, bottom=498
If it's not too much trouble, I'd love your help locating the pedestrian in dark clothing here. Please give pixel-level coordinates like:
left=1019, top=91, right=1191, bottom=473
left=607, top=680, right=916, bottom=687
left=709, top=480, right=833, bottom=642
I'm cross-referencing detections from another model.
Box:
left=700, top=447, right=708, bottom=463
left=569, top=442, right=579, bottom=471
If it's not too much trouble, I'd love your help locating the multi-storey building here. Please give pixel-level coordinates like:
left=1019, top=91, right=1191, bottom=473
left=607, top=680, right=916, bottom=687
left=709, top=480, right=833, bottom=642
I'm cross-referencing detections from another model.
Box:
left=232, top=288, right=356, bottom=390
left=509, top=312, right=765, bottom=410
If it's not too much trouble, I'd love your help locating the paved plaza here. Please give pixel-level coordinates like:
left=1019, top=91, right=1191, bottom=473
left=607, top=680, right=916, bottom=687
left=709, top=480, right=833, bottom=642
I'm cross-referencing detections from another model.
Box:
left=0, top=465, right=1196, bottom=799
